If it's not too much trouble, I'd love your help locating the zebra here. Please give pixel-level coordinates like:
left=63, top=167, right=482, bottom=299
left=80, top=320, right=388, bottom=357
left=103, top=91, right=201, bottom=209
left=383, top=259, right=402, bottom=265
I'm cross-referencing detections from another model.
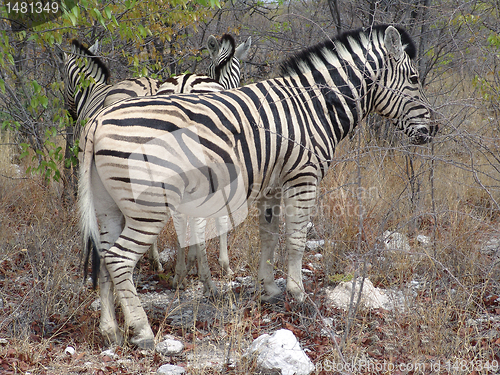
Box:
left=103, top=33, right=252, bottom=102
left=56, top=34, right=251, bottom=290
left=78, top=25, right=438, bottom=348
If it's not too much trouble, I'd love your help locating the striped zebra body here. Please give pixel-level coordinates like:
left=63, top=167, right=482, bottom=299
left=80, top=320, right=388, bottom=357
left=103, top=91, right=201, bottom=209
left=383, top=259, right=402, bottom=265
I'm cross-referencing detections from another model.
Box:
left=104, top=77, right=161, bottom=107
left=79, top=25, right=437, bottom=348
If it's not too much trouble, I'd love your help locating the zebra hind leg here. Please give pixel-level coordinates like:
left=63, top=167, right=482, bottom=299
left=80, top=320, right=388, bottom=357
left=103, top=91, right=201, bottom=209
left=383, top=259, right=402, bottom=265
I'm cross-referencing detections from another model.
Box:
left=92, top=166, right=125, bottom=346
left=257, top=195, right=283, bottom=302
left=172, top=213, right=189, bottom=289
left=148, top=239, right=164, bottom=272
left=103, top=223, right=160, bottom=349
left=191, top=217, right=216, bottom=297
left=216, top=216, right=233, bottom=276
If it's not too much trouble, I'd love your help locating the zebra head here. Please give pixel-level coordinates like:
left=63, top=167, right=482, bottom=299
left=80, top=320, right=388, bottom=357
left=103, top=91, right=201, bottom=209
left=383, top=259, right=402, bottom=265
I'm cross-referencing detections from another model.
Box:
left=207, top=34, right=252, bottom=90
left=55, top=40, right=110, bottom=121
left=373, top=26, right=438, bottom=145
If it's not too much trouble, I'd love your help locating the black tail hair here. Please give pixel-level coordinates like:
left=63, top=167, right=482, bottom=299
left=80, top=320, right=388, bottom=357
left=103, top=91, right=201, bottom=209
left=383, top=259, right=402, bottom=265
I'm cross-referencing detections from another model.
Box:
left=83, top=237, right=100, bottom=289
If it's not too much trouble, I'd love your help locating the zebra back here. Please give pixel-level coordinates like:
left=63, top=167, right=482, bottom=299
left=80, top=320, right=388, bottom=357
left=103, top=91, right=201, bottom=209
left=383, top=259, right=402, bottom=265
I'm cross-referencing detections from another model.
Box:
left=103, top=77, right=161, bottom=107
left=156, top=74, right=224, bottom=95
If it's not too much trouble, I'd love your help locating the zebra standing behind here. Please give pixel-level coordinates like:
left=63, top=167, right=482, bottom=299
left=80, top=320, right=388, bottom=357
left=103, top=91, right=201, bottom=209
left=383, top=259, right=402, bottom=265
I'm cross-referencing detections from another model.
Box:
left=56, top=35, right=251, bottom=292
left=79, top=25, right=438, bottom=348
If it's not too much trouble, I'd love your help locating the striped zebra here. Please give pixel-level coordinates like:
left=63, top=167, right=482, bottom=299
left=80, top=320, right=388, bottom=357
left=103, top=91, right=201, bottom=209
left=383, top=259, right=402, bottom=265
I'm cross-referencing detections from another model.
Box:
left=55, top=40, right=110, bottom=124
left=79, top=25, right=438, bottom=348
left=57, top=35, right=251, bottom=295
left=103, top=34, right=252, bottom=102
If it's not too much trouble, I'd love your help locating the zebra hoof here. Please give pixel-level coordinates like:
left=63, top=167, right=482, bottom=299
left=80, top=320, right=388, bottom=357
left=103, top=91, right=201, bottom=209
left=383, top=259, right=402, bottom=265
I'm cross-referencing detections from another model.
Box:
left=261, top=293, right=285, bottom=304
left=131, top=338, right=155, bottom=350
left=170, top=275, right=186, bottom=290
left=203, top=285, right=219, bottom=299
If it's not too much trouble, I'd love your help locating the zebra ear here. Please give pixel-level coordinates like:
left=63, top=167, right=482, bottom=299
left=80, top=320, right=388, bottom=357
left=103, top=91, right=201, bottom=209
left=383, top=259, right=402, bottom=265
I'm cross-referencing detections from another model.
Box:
left=207, top=35, right=220, bottom=58
left=384, top=26, right=404, bottom=60
left=54, top=43, right=66, bottom=63
left=235, top=36, right=252, bottom=60
left=88, top=40, right=99, bottom=55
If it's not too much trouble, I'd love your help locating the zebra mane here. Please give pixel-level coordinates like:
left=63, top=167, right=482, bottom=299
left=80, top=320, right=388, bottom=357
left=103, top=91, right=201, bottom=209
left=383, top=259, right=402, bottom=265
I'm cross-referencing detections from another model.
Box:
left=70, top=39, right=110, bottom=84
left=279, top=24, right=416, bottom=77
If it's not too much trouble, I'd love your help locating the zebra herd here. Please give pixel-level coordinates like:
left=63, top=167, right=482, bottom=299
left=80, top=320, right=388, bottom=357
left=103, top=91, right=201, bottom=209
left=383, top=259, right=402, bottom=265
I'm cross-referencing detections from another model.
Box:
left=59, top=25, right=438, bottom=349
left=56, top=33, right=252, bottom=297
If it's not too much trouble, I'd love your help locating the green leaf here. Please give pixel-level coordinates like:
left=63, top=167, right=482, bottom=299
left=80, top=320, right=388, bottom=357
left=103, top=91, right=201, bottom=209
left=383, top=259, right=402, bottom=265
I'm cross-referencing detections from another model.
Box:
left=0, top=79, right=4, bottom=93
left=32, top=80, right=42, bottom=93
left=30, top=97, right=39, bottom=109
left=68, top=12, right=77, bottom=26
left=40, top=96, right=49, bottom=108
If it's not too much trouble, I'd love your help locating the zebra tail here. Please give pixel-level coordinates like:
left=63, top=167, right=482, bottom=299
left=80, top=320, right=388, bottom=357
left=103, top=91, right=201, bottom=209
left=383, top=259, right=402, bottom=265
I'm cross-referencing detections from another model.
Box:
left=78, top=126, right=101, bottom=290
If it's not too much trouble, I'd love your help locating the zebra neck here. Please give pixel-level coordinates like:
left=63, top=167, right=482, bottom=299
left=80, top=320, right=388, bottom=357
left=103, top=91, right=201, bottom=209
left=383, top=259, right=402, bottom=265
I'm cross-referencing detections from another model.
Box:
left=280, top=67, right=374, bottom=146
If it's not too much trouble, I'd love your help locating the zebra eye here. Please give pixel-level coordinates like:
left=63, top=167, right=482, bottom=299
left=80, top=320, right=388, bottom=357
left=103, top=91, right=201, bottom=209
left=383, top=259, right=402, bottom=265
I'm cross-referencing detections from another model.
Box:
left=409, top=75, right=419, bottom=85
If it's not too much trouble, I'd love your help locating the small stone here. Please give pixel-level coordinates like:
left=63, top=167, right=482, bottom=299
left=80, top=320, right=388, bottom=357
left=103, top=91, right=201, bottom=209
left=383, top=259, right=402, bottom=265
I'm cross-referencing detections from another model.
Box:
left=100, top=348, right=118, bottom=359
left=157, top=364, right=185, bottom=375
left=245, top=329, right=314, bottom=375
left=305, top=240, right=324, bottom=251
left=383, top=231, right=410, bottom=252
left=90, top=298, right=101, bottom=311
left=64, top=346, right=76, bottom=356
left=156, top=337, right=184, bottom=356
left=0, top=338, right=8, bottom=345
left=416, top=234, right=431, bottom=246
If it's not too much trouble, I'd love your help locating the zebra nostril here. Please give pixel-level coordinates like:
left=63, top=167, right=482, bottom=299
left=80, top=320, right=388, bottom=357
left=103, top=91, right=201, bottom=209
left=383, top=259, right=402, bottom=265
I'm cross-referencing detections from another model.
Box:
left=419, top=127, right=428, bottom=135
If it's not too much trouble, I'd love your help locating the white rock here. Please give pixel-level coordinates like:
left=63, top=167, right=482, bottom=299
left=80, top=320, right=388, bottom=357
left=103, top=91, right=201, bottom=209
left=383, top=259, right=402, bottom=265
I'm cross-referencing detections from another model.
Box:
left=156, top=337, right=184, bottom=356
left=90, top=298, right=101, bottom=311
left=0, top=338, right=8, bottom=345
left=416, top=234, right=431, bottom=246
left=305, top=240, right=324, bottom=251
left=64, top=346, right=76, bottom=356
left=481, top=237, right=500, bottom=255
left=159, top=248, right=176, bottom=263
left=383, top=231, right=410, bottom=252
left=245, top=329, right=314, bottom=375
left=100, top=348, right=118, bottom=359
left=157, top=364, right=185, bottom=375
left=325, top=278, right=393, bottom=311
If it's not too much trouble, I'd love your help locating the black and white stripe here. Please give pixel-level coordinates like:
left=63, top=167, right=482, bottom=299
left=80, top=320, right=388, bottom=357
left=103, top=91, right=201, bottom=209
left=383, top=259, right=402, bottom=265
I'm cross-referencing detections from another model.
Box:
left=57, top=35, right=251, bottom=290
left=55, top=40, right=111, bottom=124
left=79, top=25, right=438, bottom=348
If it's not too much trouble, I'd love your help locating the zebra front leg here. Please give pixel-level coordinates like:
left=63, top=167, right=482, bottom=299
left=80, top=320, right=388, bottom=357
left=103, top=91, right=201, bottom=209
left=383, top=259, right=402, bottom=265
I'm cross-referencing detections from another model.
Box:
left=190, top=217, right=216, bottom=296
left=216, top=216, right=233, bottom=276
left=258, top=195, right=282, bottom=301
left=282, top=183, right=317, bottom=303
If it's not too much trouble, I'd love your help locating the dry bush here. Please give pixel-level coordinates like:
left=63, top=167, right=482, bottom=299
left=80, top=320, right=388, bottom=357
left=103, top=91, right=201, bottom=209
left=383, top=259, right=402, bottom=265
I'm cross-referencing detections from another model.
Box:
left=0, top=149, right=97, bottom=345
